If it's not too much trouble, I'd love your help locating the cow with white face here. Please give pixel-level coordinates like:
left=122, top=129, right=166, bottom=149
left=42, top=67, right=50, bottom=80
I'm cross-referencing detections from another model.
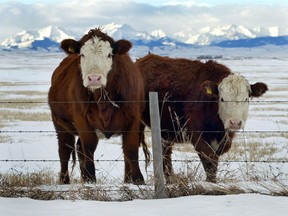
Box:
left=49, top=28, right=148, bottom=184
left=136, top=54, right=268, bottom=183
left=79, top=36, right=113, bottom=90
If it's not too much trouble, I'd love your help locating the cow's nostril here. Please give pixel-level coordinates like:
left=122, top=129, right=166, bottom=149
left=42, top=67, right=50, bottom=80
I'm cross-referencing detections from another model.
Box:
left=88, top=75, right=102, bottom=85
left=229, top=119, right=242, bottom=129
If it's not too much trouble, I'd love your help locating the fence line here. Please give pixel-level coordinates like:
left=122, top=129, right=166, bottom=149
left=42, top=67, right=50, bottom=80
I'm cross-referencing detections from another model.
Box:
left=1, top=95, right=287, bottom=196
left=1, top=100, right=288, bottom=103
left=1, top=130, right=287, bottom=133
left=0, top=159, right=288, bottom=163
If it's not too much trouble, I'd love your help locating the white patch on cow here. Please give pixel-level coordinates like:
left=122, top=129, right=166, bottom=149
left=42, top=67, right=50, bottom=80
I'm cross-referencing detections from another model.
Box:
left=218, top=74, right=251, bottom=131
left=80, top=36, right=113, bottom=90
left=211, top=139, right=220, bottom=153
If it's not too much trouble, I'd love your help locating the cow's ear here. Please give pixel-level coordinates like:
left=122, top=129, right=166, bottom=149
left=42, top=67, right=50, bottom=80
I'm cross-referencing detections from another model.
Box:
left=113, top=39, right=132, bottom=55
left=60, top=39, right=81, bottom=54
left=250, top=82, right=268, bottom=97
left=201, top=80, right=218, bottom=97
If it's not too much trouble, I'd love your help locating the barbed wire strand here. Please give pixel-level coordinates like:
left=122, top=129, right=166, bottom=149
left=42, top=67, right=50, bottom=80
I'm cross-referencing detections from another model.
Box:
left=0, top=159, right=287, bottom=163
left=1, top=100, right=288, bottom=104
left=1, top=130, right=287, bottom=133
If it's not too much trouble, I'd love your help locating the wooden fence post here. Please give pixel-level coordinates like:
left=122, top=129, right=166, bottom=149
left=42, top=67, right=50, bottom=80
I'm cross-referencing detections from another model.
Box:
left=149, top=92, right=167, bottom=199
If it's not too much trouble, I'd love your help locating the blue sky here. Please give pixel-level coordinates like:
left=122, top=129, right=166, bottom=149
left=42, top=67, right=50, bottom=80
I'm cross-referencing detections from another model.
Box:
left=0, top=0, right=287, bottom=41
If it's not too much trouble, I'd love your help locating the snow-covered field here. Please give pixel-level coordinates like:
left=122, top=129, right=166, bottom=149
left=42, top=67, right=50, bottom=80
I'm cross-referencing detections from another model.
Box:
left=0, top=46, right=288, bottom=215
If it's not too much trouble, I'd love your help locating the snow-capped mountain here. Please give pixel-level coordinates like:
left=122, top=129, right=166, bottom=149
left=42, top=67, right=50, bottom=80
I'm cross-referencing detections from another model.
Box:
left=173, top=25, right=280, bottom=45
left=151, top=30, right=166, bottom=39
left=1, top=23, right=288, bottom=52
left=99, top=23, right=189, bottom=48
left=101, top=23, right=154, bottom=41
left=252, top=26, right=288, bottom=37
left=1, top=26, right=75, bottom=51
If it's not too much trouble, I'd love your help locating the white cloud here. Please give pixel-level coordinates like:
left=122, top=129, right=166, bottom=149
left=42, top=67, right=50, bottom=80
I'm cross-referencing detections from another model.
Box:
left=0, top=0, right=287, bottom=41
left=163, top=0, right=210, bottom=7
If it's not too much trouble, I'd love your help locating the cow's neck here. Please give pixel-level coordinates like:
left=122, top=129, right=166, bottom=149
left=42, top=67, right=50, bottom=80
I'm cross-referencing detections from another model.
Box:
left=88, top=87, right=119, bottom=108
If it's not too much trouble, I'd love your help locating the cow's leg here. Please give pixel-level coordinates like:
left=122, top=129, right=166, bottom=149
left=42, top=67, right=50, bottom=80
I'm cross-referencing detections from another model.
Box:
left=123, top=122, right=144, bottom=184
left=194, top=138, right=219, bottom=183
left=76, top=138, right=85, bottom=180
left=124, top=158, right=132, bottom=183
left=76, top=121, right=98, bottom=183
left=78, top=135, right=98, bottom=183
left=198, top=153, right=218, bottom=183
left=162, top=140, right=175, bottom=183
left=54, top=124, right=75, bottom=184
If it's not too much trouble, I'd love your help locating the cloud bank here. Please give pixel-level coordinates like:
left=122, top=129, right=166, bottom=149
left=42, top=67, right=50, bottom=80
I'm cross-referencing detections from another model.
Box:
left=0, top=0, right=287, bottom=40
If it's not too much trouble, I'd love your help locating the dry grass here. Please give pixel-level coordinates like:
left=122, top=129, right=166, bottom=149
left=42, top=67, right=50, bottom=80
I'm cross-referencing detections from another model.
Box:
left=0, top=84, right=51, bottom=144
left=165, top=176, right=246, bottom=197
left=0, top=170, right=152, bottom=200
left=0, top=110, right=51, bottom=122
left=1, top=167, right=287, bottom=200
left=171, top=138, right=282, bottom=163
left=0, top=86, right=49, bottom=123
left=0, top=169, right=57, bottom=187
left=0, top=136, right=12, bottom=144
left=224, top=140, right=279, bottom=161
left=0, top=100, right=46, bottom=110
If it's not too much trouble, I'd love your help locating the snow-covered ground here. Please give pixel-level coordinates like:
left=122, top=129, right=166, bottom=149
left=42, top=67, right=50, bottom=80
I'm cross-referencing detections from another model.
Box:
left=1, top=193, right=288, bottom=216
left=0, top=46, right=288, bottom=215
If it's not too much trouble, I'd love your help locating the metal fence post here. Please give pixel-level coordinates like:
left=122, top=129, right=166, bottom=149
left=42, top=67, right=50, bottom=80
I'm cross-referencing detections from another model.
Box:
left=149, top=91, right=167, bottom=199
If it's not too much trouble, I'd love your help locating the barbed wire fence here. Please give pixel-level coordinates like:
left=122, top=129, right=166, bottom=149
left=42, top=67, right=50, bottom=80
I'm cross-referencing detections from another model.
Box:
left=0, top=92, right=288, bottom=198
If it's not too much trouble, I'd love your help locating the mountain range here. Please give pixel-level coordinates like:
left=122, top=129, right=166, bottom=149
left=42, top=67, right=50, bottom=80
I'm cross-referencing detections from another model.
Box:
left=1, top=23, right=288, bottom=52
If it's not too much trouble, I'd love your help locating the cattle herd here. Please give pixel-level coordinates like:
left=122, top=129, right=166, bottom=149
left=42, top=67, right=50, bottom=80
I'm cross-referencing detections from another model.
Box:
left=48, top=27, right=268, bottom=185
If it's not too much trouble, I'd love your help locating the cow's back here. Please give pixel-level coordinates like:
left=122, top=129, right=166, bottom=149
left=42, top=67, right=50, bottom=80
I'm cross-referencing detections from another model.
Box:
left=137, top=54, right=202, bottom=100
left=137, top=54, right=230, bottom=99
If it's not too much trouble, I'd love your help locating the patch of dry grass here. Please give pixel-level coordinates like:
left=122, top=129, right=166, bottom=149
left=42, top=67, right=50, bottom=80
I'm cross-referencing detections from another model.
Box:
left=0, top=135, right=12, bottom=144
left=0, top=170, right=57, bottom=188
left=0, top=100, right=47, bottom=110
left=0, top=83, right=50, bottom=125
left=2, top=168, right=287, bottom=200
left=228, top=132, right=287, bottom=161
left=1, top=110, right=51, bottom=122
left=0, top=170, right=151, bottom=200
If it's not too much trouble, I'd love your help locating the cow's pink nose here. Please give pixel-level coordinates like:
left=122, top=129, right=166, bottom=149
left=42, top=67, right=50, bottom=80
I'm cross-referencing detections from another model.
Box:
left=88, top=75, right=101, bottom=85
left=229, top=119, right=242, bottom=130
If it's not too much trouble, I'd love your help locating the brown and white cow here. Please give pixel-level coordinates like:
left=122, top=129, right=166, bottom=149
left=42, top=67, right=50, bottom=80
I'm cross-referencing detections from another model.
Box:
left=136, top=54, right=268, bottom=183
left=48, top=28, right=149, bottom=184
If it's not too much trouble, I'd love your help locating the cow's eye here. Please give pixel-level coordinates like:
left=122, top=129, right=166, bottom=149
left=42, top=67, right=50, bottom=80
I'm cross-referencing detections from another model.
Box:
left=220, top=98, right=224, bottom=102
left=80, top=54, right=84, bottom=58
left=108, top=53, right=112, bottom=58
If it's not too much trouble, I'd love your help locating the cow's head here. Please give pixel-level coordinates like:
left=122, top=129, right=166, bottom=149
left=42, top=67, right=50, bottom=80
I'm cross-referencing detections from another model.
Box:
left=60, top=28, right=132, bottom=91
left=201, top=74, right=268, bottom=131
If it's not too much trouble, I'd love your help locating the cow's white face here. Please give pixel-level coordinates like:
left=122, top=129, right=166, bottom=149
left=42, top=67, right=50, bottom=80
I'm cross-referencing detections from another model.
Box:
left=218, top=74, right=251, bottom=131
left=80, top=36, right=113, bottom=90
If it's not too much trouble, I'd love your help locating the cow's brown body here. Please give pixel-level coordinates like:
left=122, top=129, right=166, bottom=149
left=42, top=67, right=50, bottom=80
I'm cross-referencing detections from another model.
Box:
left=136, top=54, right=268, bottom=182
left=48, top=29, right=147, bottom=184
